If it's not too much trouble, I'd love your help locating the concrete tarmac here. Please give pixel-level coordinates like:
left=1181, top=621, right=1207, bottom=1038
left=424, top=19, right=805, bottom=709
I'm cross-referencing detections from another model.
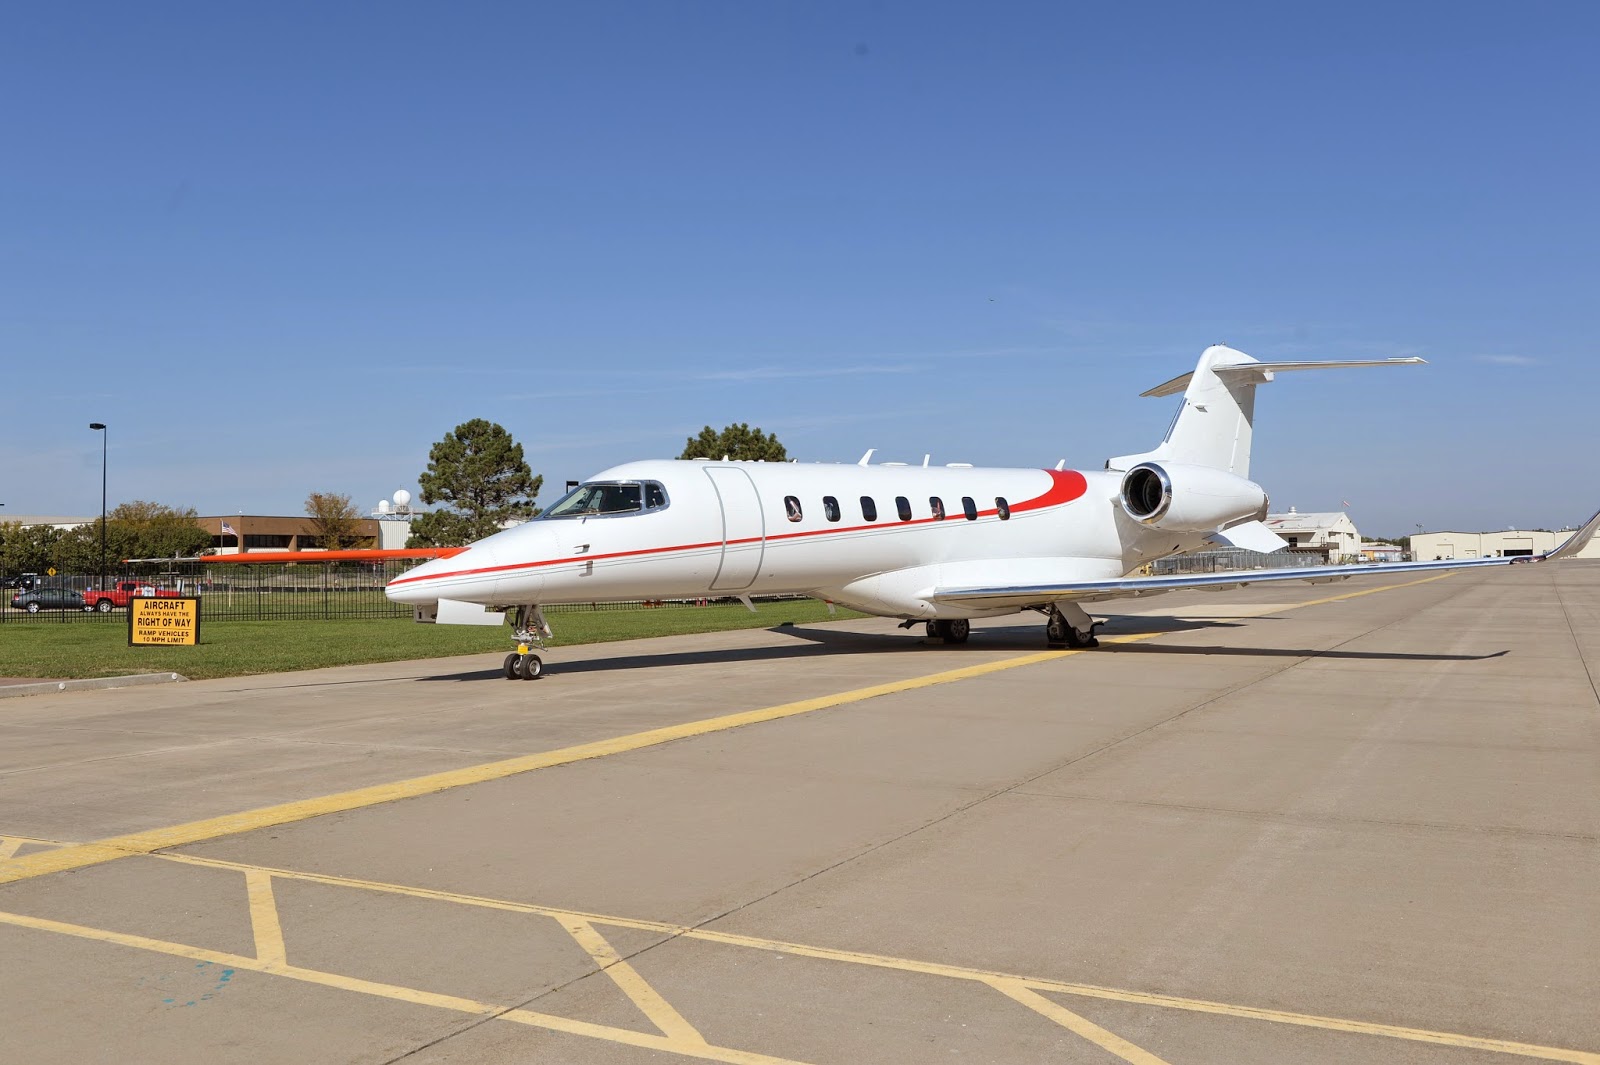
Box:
left=0, top=563, right=1595, bottom=1065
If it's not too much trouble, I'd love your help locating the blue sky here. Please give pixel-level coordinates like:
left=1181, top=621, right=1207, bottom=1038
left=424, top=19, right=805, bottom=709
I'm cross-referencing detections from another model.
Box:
left=3, top=2, right=1596, bottom=537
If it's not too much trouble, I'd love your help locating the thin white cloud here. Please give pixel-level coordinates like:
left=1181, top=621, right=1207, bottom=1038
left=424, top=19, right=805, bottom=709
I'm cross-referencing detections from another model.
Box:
left=1473, top=354, right=1543, bottom=367
left=696, top=364, right=917, bottom=382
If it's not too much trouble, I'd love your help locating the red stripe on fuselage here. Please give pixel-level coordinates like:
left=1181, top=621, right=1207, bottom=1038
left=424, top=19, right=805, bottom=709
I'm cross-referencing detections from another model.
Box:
left=388, top=469, right=1088, bottom=590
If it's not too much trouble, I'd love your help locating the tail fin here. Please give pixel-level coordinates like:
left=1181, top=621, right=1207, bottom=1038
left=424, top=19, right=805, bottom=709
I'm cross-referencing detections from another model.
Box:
left=1107, top=345, right=1425, bottom=478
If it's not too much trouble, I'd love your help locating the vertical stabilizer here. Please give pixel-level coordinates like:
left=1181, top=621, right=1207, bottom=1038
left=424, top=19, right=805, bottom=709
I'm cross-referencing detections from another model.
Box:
left=1110, top=345, right=1262, bottom=477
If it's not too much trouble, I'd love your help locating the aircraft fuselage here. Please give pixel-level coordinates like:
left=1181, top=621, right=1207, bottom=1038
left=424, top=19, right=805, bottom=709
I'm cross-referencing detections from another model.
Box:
left=386, top=459, right=1217, bottom=620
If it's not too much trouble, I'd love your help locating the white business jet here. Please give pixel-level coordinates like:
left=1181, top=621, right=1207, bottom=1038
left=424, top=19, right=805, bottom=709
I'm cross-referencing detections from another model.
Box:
left=385, top=345, right=1600, bottom=680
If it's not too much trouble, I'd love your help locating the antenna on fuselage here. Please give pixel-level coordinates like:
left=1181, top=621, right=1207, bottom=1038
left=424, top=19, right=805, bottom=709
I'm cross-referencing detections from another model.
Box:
left=1054, top=459, right=1066, bottom=471
left=922, top=454, right=930, bottom=467
left=857, top=449, right=876, bottom=466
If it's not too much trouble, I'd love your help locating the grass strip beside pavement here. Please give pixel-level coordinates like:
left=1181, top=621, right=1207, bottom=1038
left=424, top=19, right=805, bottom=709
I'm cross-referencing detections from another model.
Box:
left=0, top=600, right=862, bottom=682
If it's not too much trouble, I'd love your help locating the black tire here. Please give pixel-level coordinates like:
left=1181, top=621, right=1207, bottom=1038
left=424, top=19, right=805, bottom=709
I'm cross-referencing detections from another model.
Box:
left=925, top=621, right=938, bottom=638
left=503, top=653, right=521, bottom=680
left=95, top=599, right=113, bottom=613
left=26, top=602, right=40, bottom=613
left=945, top=618, right=970, bottom=644
left=1046, top=614, right=1068, bottom=644
left=518, top=654, right=543, bottom=680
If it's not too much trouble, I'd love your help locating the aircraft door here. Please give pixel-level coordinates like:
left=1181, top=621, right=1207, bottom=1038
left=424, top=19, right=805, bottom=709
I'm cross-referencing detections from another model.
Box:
left=704, top=467, right=766, bottom=590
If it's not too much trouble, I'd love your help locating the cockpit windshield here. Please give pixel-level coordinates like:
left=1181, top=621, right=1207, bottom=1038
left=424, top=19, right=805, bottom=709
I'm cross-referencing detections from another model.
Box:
left=539, top=480, right=668, bottom=519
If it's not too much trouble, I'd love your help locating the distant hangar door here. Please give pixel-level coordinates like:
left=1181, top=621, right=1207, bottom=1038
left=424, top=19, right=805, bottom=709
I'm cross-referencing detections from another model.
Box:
left=1503, top=537, right=1535, bottom=557
left=704, top=467, right=766, bottom=591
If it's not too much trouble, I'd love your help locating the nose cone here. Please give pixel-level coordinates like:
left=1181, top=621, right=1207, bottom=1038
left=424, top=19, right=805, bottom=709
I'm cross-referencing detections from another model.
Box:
left=385, top=544, right=501, bottom=606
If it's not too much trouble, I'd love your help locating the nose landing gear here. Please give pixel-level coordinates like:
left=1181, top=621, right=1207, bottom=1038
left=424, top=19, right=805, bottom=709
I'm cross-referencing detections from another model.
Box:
left=504, top=604, right=550, bottom=680
left=1045, top=602, right=1100, bottom=648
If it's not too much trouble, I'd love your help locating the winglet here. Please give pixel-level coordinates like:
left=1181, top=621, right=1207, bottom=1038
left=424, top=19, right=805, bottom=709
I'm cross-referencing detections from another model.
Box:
left=1543, top=506, right=1600, bottom=561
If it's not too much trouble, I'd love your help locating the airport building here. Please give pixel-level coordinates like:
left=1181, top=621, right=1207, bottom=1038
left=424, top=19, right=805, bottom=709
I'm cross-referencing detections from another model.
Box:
left=198, top=515, right=373, bottom=554
left=1359, top=541, right=1405, bottom=562
left=1409, top=528, right=1600, bottom=560
left=1263, top=509, right=1361, bottom=562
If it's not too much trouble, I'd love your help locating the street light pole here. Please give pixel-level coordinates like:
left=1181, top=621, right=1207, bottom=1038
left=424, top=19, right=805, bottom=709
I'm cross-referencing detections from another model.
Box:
left=89, top=423, right=107, bottom=588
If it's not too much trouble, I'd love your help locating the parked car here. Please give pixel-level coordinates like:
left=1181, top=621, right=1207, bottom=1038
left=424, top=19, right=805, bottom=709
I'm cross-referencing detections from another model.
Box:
left=11, top=588, right=90, bottom=613
left=82, top=580, right=182, bottom=612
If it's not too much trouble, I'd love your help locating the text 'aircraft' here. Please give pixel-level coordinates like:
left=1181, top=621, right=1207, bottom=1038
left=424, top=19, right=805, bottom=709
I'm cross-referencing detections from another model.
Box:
left=384, top=345, right=1600, bottom=679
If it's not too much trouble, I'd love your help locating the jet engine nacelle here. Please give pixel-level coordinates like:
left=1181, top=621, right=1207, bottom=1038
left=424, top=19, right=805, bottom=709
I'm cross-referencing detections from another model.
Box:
left=1118, top=462, right=1268, bottom=532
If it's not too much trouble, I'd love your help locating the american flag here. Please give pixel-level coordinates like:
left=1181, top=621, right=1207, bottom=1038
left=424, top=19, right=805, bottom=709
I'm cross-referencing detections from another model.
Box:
left=221, top=521, right=239, bottom=537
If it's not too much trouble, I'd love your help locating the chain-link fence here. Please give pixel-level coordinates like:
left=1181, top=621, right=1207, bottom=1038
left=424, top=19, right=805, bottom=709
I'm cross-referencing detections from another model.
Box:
left=1149, top=548, right=1378, bottom=575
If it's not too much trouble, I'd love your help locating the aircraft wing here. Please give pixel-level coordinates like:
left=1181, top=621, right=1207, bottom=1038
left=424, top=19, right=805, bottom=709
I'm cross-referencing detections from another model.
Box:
left=932, top=506, right=1600, bottom=609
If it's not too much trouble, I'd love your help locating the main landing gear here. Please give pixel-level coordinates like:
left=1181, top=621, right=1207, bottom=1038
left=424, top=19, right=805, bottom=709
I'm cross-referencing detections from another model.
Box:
left=503, top=605, right=550, bottom=680
left=1045, top=602, right=1100, bottom=648
left=924, top=618, right=971, bottom=644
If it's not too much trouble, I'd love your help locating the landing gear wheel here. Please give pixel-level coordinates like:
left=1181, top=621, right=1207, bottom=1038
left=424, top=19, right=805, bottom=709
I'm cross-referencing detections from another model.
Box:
left=514, top=654, right=542, bottom=679
left=944, top=618, right=970, bottom=644
left=1046, top=607, right=1098, bottom=648
left=925, top=621, right=938, bottom=638
left=504, top=653, right=521, bottom=680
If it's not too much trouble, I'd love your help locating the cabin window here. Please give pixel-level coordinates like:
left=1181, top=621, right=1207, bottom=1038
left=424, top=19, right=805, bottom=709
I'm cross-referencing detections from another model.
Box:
left=895, top=496, right=912, bottom=522
left=644, top=482, right=668, bottom=509
left=784, top=496, right=803, bottom=522
left=930, top=496, right=945, bottom=520
left=961, top=496, right=978, bottom=521
left=860, top=496, right=878, bottom=522
left=996, top=497, right=1011, bottom=520
left=543, top=482, right=643, bottom=518
left=823, top=496, right=841, bottom=522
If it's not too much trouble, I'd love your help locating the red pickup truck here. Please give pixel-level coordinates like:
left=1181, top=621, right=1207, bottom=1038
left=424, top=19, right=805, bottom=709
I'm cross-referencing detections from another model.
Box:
left=83, top=581, right=183, bottom=612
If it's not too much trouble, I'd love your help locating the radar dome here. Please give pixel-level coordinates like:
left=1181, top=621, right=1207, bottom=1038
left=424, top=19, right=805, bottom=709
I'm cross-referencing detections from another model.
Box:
left=377, top=500, right=391, bottom=514
left=393, top=490, right=412, bottom=507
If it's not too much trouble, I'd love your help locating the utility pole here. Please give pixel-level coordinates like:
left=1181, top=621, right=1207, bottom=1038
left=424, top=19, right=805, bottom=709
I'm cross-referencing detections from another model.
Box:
left=90, top=423, right=107, bottom=588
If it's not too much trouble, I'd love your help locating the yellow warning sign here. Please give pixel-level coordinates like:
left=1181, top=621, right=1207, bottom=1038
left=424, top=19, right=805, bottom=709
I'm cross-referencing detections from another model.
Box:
left=128, top=597, right=201, bottom=646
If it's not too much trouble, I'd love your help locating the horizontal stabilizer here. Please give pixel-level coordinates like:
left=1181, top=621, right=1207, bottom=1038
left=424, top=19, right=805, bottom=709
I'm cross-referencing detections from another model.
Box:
left=1206, top=521, right=1290, bottom=554
left=1141, top=358, right=1426, bottom=398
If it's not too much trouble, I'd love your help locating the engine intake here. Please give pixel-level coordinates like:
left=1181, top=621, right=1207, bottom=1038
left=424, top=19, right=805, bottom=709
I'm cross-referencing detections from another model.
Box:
left=1119, top=461, right=1267, bottom=532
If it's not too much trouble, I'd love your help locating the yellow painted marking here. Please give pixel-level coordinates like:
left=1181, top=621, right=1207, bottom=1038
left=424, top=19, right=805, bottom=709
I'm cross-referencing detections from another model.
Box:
left=0, top=648, right=1095, bottom=887
left=988, top=978, right=1173, bottom=1065
left=245, top=869, right=287, bottom=968
left=157, top=853, right=1600, bottom=1064
left=1286, top=572, right=1454, bottom=609
left=0, top=834, right=66, bottom=860
left=563, top=917, right=708, bottom=1046
left=0, top=907, right=815, bottom=1065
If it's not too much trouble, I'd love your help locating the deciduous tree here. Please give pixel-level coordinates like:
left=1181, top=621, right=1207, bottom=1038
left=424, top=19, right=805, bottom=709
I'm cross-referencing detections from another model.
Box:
left=304, top=492, right=367, bottom=551
left=53, top=502, right=212, bottom=574
left=408, top=419, right=542, bottom=547
left=0, top=522, right=60, bottom=577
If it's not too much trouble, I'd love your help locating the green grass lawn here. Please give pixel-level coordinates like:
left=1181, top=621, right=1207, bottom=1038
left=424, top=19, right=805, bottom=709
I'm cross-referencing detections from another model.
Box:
left=0, top=599, right=863, bottom=681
